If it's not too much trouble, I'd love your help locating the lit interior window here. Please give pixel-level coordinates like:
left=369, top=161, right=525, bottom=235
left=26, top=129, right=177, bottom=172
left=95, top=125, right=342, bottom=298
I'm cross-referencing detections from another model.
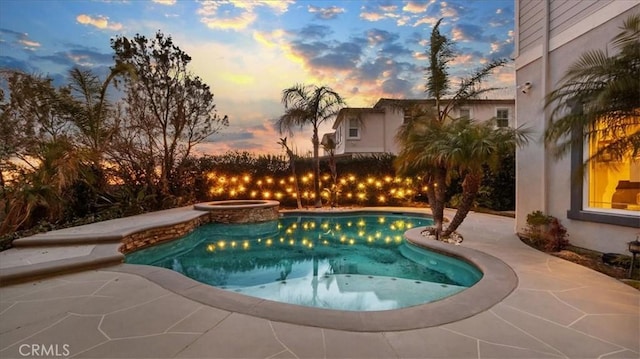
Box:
left=588, top=124, right=640, bottom=211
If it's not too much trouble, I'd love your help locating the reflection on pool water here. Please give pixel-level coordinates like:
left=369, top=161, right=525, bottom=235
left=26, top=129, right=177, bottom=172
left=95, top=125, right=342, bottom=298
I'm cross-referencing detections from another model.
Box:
left=126, top=213, right=483, bottom=311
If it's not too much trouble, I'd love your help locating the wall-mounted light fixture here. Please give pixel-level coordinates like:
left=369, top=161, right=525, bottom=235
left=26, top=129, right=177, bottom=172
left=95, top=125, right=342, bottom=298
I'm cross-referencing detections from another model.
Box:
left=517, top=81, right=532, bottom=94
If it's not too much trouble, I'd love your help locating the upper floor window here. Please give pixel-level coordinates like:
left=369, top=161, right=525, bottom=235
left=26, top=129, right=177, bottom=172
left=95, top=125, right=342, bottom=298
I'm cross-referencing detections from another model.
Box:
left=496, top=108, right=509, bottom=127
left=403, top=111, right=411, bottom=124
left=348, top=118, right=360, bottom=139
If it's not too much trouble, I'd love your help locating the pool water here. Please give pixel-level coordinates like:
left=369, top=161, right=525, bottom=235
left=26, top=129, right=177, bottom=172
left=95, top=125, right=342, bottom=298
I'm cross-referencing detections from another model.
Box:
left=126, top=213, right=482, bottom=311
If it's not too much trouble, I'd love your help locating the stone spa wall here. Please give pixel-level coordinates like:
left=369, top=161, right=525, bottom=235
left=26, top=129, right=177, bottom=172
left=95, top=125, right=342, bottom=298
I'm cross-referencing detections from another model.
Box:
left=120, top=201, right=280, bottom=254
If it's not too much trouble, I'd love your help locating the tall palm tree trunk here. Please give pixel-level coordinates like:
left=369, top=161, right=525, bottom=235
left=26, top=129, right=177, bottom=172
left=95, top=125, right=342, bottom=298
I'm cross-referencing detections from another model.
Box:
left=312, top=129, right=322, bottom=208
left=443, top=171, right=482, bottom=237
left=428, top=167, right=447, bottom=239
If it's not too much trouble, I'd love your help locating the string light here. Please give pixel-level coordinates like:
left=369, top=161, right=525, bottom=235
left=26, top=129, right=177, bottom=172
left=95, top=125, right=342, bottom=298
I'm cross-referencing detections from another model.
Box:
left=206, top=172, right=426, bottom=207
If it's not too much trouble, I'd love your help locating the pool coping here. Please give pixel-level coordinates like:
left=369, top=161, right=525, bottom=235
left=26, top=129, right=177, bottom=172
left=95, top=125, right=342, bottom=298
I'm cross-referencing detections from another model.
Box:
left=112, top=209, right=518, bottom=332
left=194, top=199, right=280, bottom=211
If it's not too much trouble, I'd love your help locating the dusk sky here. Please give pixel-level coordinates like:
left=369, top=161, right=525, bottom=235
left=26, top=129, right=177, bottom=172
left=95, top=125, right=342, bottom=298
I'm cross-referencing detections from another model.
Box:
left=0, top=0, right=515, bottom=156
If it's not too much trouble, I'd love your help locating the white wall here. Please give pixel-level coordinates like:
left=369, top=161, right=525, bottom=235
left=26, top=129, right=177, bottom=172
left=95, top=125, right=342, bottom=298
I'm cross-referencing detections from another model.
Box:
left=515, top=1, right=639, bottom=254
left=343, top=112, right=386, bottom=154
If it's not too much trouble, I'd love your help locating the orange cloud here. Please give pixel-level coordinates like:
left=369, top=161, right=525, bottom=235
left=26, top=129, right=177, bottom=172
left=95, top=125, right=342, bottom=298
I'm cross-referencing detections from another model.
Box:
left=413, top=16, right=439, bottom=27
left=403, top=1, right=428, bottom=13
left=76, top=14, right=123, bottom=31
left=360, top=12, right=385, bottom=22
left=451, top=27, right=466, bottom=42
left=152, top=0, right=176, bottom=5
left=198, top=0, right=293, bottom=31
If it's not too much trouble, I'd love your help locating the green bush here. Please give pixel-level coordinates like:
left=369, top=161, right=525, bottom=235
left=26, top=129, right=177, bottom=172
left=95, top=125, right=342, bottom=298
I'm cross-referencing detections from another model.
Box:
left=523, top=211, right=569, bottom=252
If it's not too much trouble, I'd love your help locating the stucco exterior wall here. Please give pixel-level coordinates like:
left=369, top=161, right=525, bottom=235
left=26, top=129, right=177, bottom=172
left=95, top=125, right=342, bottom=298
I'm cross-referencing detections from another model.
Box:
left=515, top=1, right=639, bottom=254
left=463, top=102, right=516, bottom=128
left=515, top=58, right=546, bottom=232
left=343, top=112, right=387, bottom=153
left=334, top=101, right=515, bottom=156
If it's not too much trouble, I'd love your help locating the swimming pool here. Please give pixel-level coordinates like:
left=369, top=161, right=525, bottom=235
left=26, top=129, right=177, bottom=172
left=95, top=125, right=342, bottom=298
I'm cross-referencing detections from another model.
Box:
left=126, top=213, right=482, bottom=311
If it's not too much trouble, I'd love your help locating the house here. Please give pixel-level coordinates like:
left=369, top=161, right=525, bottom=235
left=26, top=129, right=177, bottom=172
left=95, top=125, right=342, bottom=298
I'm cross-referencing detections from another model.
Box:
left=329, top=98, right=515, bottom=156
left=515, top=1, right=639, bottom=254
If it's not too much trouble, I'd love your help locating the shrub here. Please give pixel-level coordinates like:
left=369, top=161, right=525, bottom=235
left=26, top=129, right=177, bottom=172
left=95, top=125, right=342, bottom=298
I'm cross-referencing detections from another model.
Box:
left=523, top=211, right=569, bottom=252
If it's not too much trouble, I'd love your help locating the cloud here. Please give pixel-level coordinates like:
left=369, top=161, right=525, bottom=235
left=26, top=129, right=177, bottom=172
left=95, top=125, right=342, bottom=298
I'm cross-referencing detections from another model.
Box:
left=0, top=28, right=41, bottom=50
left=366, top=29, right=399, bottom=46
left=451, top=24, right=496, bottom=42
left=360, top=11, right=385, bottom=22
left=33, top=48, right=113, bottom=68
left=488, top=31, right=515, bottom=59
left=152, top=0, right=176, bottom=5
left=440, top=1, right=459, bottom=17
left=197, top=0, right=293, bottom=31
left=298, top=25, right=332, bottom=40
left=308, top=5, right=345, bottom=20
left=206, top=129, right=255, bottom=143
left=291, top=39, right=364, bottom=71
left=76, top=14, right=123, bottom=31
left=402, top=1, right=431, bottom=13
left=382, top=78, right=412, bottom=95
left=199, top=121, right=284, bottom=155
left=0, top=56, right=35, bottom=73
left=488, top=6, right=513, bottom=27
left=413, top=16, right=439, bottom=27
left=18, top=39, right=41, bottom=49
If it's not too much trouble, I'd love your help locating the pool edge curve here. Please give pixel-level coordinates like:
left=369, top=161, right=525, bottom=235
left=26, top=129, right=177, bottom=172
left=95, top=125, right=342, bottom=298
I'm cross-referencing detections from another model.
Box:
left=111, top=212, right=517, bottom=332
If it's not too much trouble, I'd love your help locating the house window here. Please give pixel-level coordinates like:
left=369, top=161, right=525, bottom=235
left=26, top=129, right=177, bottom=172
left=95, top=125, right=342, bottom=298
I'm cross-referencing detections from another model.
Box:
left=348, top=118, right=360, bottom=139
left=568, top=121, right=640, bottom=227
left=496, top=108, right=509, bottom=127
left=459, top=108, right=471, bottom=119
left=587, top=125, right=640, bottom=212
left=403, top=111, right=411, bottom=124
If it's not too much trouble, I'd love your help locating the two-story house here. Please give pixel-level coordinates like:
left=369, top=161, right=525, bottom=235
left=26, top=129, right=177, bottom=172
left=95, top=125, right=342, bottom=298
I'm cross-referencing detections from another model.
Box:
left=515, top=1, right=639, bottom=254
left=328, top=98, right=515, bottom=156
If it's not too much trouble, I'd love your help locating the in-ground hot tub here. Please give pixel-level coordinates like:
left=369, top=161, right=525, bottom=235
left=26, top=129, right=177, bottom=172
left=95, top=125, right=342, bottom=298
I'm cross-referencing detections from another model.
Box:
left=194, top=200, right=280, bottom=223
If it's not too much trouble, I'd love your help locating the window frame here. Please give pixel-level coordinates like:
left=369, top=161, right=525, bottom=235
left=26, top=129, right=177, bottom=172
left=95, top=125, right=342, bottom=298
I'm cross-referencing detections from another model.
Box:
left=347, top=118, right=360, bottom=140
left=495, top=108, right=509, bottom=127
left=568, top=125, right=639, bottom=228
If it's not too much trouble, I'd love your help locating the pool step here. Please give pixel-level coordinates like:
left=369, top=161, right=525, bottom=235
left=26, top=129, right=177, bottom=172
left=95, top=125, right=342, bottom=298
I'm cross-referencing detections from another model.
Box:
left=0, top=243, right=124, bottom=286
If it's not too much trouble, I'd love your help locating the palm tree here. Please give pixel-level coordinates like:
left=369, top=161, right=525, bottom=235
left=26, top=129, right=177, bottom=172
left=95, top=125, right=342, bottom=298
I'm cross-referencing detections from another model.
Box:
left=277, top=84, right=345, bottom=207
left=0, top=139, right=86, bottom=234
left=437, top=118, right=529, bottom=236
left=395, top=18, right=510, bottom=239
left=278, top=137, right=302, bottom=209
left=544, top=14, right=639, bottom=166
left=68, top=63, right=135, bottom=165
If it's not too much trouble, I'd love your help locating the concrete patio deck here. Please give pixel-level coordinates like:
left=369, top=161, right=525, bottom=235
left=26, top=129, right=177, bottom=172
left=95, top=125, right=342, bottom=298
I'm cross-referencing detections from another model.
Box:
left=0, top=207, right=638, bottom=358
